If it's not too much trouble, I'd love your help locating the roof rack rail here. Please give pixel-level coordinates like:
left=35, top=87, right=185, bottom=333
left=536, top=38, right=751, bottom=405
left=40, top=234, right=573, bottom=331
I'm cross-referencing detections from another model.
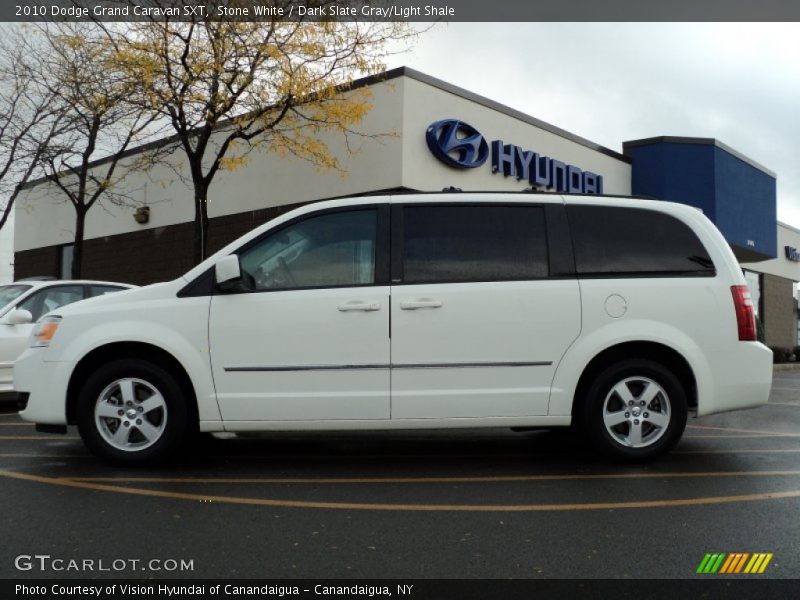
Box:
left=441, top=186, right=462, bottom=192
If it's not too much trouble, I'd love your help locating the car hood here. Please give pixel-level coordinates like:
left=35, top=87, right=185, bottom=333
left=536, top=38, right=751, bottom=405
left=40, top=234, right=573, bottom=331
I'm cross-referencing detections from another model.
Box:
left=45, top=279, right=184, bottom=319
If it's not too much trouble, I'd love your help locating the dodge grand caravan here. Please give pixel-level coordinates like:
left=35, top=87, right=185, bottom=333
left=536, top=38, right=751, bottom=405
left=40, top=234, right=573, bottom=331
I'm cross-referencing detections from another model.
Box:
left=15, top=193, right=773, bottom=464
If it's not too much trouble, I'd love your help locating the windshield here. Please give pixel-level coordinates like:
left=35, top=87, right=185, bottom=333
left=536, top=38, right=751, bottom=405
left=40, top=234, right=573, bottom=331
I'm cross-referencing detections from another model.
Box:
left=0, top=284, right=32, bottom=312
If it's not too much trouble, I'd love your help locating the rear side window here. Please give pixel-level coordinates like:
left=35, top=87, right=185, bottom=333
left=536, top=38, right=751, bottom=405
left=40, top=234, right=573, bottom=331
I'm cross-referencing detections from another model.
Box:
left=402, top=205, right=548, bottom=284
left=567, top=205, right=715, bottom=277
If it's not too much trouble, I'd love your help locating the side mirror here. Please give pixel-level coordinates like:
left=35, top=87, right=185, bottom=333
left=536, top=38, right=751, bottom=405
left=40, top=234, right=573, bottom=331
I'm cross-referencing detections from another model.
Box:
left=6, top=309, right=33, bottom=325
left=214, top=255, right=242, bottom=291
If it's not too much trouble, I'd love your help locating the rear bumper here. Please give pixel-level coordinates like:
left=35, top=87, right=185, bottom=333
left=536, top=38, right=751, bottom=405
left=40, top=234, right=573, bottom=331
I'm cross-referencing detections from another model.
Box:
left=699, top=341, right=773, bottom=416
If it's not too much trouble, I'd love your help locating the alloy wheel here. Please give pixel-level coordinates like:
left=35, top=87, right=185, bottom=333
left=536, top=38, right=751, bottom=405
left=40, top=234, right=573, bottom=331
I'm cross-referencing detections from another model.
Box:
left=94, top=377, right=168, bottom=451
left=601, top=376, right=671, bottom=448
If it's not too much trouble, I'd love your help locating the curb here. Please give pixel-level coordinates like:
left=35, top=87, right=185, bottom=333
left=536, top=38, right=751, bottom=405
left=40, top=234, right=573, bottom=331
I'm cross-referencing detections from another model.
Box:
left=773, top=363, right=800, bottom=372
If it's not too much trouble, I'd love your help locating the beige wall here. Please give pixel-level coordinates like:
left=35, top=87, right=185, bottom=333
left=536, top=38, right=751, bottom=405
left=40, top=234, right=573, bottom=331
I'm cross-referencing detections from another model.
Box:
left=400, top=77, right=631, bottom=194
left=742, top=222, right=800, bottom=282
left=14, top=72, right=632, bottom=256
left=762, top=273, right=797, bottom=349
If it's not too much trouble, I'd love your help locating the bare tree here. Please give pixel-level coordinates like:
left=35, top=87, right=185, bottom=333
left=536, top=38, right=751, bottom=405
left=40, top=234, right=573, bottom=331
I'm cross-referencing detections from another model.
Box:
left=106, top=1, right=414, bottom=263
left=25, top=24, right=165, bottom=278
left=0, top=26, right=68, bottom=234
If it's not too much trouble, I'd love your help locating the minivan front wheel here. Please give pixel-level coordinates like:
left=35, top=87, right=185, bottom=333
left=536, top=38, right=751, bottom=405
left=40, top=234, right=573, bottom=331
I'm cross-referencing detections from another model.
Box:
left=77, top=359, right=190, bottom=465
left=582, top=359, right=687, bottom=460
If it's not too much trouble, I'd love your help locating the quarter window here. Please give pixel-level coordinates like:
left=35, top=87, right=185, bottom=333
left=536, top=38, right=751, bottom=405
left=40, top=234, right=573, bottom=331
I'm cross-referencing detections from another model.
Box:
left=567, top=205, right=715, bottom=277
left=238, top=209, right=377, bottom=291
left=401, top=205, right=548, bottom=284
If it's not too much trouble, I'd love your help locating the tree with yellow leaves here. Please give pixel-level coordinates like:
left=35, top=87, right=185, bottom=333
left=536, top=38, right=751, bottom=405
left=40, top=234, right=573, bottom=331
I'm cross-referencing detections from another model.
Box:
left=106, top=1, right=414, bottom=263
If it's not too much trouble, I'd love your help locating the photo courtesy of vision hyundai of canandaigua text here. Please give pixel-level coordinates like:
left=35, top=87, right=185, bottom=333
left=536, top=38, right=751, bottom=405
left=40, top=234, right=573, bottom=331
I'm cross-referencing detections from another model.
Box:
left=15, top=192, right=772, bottom=466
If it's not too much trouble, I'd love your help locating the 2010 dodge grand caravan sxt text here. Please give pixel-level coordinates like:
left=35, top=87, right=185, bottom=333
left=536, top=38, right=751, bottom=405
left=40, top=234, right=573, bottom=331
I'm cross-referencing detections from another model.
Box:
left=15, top=193, right=773, bottom=465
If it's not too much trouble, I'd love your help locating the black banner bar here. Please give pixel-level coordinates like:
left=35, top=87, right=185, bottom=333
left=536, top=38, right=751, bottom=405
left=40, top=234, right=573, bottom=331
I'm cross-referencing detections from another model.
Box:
left=4, top=579, right=800, bottom=600
left=4, top=0, right=800, bottom=22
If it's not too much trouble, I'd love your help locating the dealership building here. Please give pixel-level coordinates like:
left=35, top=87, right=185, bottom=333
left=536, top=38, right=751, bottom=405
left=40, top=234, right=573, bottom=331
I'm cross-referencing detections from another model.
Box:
left=13, top=66, right=800, bottom=348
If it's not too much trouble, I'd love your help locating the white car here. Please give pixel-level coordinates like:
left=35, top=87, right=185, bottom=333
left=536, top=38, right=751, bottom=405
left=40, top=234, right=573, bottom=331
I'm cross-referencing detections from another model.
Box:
left=0, top=279, right=134, bottom=397
left=15, top=193, right=772, bottom=464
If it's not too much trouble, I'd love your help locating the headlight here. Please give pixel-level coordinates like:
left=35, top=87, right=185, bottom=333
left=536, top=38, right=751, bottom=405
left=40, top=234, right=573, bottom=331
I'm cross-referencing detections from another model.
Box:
left=30, top=316, right=62, bottom=348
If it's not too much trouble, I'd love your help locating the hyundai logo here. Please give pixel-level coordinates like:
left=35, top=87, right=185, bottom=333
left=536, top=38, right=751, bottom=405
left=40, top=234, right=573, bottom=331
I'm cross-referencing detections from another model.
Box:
left=425, top=119, right=489, bottom=169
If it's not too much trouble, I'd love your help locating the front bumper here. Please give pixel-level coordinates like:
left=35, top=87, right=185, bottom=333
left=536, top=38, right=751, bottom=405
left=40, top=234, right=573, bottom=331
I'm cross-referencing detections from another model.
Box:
left=0, top=361, right=15, bottom=393
left=15, top=347, right=74, bottom=425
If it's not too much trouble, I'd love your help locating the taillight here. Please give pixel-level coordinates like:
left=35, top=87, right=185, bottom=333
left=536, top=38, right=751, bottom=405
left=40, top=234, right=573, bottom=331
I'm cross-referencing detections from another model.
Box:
left=731, top=285, right=757, bottom=341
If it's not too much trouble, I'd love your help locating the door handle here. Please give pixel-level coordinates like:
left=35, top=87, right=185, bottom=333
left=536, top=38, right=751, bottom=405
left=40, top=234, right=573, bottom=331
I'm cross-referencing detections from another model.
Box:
left=399, top=298, right=443, bottom=310
left=337, top=301, right=381, bottom=312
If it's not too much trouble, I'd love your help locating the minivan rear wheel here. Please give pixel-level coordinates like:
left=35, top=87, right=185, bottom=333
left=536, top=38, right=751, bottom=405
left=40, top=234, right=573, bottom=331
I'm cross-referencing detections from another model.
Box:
left=76, top=359, right=190, bottom=466
left=582, top=359, right=687, bottom=460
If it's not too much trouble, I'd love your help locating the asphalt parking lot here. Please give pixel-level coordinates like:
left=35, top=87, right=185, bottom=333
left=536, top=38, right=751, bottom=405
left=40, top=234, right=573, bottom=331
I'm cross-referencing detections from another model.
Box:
left=2, top=371, right=800, bottom=580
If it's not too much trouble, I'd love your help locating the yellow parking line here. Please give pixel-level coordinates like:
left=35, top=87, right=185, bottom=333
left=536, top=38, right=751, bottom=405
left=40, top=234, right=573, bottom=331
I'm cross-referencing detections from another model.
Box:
left=66, top=469, right=800, bottom=485
left=673, top=448, right=800, bottom=454
left=0, top=453, right=89, bottom=458
left=1, top=448, right=800, bottom=459
left=685, top=434, right=776, bottom=439
left=0, top=436, right=80, bottom=440
left=225, top=453, right=539, bottom=460
left=687, top=425, right=800, bottom=437
left=2, top=469, right=800, bottom=512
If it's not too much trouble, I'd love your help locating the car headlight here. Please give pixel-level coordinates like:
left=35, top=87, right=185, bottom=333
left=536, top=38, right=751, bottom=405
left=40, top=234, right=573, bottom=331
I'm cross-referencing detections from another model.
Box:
left=30, top=316, right=62, bottom=348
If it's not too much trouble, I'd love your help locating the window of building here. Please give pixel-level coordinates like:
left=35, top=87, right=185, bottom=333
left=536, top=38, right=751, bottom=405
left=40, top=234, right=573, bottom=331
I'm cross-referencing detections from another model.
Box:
left=59, top=244, right=74, bottom=280
left=402, top=205, right=548, bottom=284
left=743, top=270, right=762, bottom=317
left=567, top=206, right=716, bottom=277
left=239, top=209, right=377, bottom=291
left=794, top=281, right=799, bottom=346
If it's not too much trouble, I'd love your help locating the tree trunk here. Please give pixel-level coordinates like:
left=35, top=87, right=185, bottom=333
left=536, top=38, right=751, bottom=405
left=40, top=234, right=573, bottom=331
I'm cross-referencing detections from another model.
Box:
left=71, top=207, right=86, bottom=279
left=192, top=186, right=210, bottom=265
left=0, top=200, right=14, bottom=232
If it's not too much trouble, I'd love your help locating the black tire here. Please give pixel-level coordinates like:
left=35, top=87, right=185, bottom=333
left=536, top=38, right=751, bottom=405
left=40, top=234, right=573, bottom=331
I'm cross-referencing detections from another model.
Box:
left=581, top=359, right=688, bottom=461
left=76, top=359, right=191, bottom=466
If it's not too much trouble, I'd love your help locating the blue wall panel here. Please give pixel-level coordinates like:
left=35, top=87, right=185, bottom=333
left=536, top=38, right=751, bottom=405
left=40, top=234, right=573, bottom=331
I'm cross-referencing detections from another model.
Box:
left=629, top=143, right=716, bottom=221
left=625, top=138, right=776, bottom=260
left=713, top=149, right=777, bottom=259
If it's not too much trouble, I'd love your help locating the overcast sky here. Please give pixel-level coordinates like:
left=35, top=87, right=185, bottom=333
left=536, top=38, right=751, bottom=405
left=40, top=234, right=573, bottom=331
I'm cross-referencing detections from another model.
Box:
left=388, top=23, right=800, bottom=226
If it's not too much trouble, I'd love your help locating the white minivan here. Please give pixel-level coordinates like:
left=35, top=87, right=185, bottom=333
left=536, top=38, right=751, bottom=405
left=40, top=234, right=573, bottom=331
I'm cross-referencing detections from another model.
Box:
left=15, top=193, right=773, bottom=464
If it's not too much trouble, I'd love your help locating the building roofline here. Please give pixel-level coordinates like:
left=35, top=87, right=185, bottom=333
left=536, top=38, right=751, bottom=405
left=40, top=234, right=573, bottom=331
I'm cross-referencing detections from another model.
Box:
left=622, top=136, right=776, bottom=178
left=20, top=66, right=632, bottom=192
left=383, top=67, right=631, bottom=164
left=778, top=220, right=800, bottom=236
